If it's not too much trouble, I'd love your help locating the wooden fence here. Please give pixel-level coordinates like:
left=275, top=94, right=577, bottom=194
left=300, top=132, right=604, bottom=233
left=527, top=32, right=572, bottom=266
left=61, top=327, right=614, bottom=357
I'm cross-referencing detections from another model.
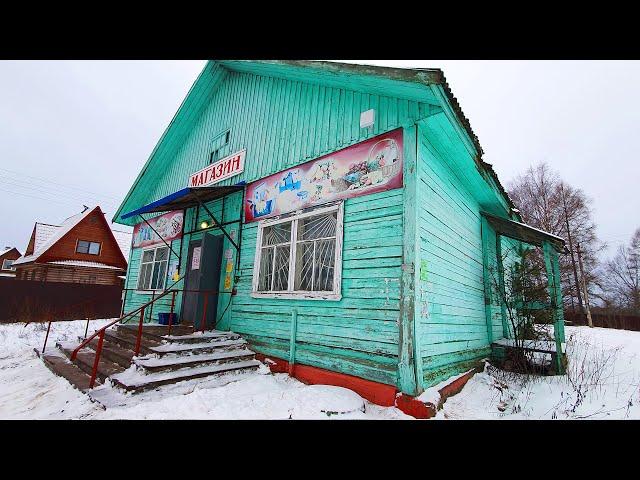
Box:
left=0, top=277, right=123, bottom=323
left=564, top=311, right=640, bottom=332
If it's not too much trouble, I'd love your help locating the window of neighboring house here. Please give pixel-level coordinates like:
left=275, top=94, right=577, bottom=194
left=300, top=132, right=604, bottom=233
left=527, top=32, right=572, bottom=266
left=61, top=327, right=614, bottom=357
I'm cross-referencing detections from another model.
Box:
left=2, top=259, right=15, bottom=271
left=252, top=203, right=343, bottom=299
left=76, top=240, right=101, bottom=255
left=136, top=245, right=169, bottom=292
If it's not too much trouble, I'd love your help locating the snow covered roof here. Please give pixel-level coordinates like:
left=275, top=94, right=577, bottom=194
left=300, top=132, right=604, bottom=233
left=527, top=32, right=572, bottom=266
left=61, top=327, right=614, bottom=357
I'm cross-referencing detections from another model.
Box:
left=33, top=223, right=59, bottom=252
left=112, top=229, right=132, bottom=261
left=14, top=209, right=96, bottom=266
left=48, top=260, right=125, bottom=270
left=1, top=246, right=19, bottom=257
left=14, top=207, right=131, bottom=267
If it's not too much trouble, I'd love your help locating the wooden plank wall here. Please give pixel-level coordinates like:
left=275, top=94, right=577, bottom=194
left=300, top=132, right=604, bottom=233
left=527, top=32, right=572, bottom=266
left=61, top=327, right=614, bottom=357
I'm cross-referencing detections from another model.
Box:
left=119, top=70, right=439, bottom=388
left=416, top=125, right=505, bottom=388
left=231, top=188, right=404, bottom=386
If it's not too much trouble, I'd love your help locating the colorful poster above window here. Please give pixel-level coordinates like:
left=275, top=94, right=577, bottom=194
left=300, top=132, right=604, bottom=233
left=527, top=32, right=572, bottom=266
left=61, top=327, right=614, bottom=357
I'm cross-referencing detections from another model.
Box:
left=245, top=128, right=403, bottom=222
left=132, top=211, right=183, bottom=248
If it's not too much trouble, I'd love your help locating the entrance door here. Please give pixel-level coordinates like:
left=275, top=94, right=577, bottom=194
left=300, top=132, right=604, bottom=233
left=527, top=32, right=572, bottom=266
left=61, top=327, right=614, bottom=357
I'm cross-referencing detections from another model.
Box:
left=181, top=233, right=224, bottom=330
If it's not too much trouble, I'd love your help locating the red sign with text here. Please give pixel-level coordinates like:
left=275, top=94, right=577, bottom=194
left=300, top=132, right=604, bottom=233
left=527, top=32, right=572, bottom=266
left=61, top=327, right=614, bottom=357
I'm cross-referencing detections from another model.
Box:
left=189, top=149, right=246, bottom=187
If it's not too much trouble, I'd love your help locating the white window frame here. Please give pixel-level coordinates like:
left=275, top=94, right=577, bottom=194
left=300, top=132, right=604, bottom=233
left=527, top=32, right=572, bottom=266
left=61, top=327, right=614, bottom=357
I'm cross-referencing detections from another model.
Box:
left=135, top=245, right=170, bottom=294
left=251, top=202, right=344, bottom=301
left=75, top=239, right=102, bottom=256
left=2, top=259, right=15, bottom=271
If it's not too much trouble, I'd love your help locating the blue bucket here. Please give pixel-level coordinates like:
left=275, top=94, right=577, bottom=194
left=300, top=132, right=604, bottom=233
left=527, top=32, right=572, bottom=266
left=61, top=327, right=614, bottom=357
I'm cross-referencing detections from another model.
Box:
left=158, top=312, right=179, bottom=326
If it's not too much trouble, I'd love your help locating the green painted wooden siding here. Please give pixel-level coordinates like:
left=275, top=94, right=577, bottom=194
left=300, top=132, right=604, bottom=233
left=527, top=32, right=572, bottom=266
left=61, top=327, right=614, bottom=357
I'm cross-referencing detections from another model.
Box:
left=416, top=123, right=505, bottom=388
left=122, top=237, right=184, bottom=324
left=120, top=70, right=437, bottom=389
left=231, top=189, right=404, bottom=386
left=135, top=70, right=433, bottom=212
left=118, top=66, right=530, bottom=394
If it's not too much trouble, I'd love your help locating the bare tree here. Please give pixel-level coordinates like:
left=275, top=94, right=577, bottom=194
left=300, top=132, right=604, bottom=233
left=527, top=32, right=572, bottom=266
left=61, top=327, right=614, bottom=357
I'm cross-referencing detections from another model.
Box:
left=600, top=228, right=640, bottom=313
left=508, top=163, right=605, bottom=312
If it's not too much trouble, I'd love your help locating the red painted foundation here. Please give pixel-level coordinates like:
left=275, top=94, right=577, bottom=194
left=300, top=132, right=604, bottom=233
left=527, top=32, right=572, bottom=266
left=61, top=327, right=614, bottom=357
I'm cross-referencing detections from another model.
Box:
left=255, top=353, right=480, bottom=418
left=255, top=353, right=397, bottom=406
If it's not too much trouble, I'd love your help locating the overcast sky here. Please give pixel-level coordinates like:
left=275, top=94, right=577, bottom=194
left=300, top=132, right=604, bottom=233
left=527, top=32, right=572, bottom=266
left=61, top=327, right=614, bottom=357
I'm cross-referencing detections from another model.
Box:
left=1, top=60, right=637, bottom=259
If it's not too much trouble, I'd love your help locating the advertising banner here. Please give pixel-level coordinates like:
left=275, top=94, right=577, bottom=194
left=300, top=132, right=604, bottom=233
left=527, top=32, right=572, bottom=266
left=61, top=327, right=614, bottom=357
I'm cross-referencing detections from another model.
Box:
left=132, top=211, right=183, bottom=248
left=245, top=128, right=403, bottom=222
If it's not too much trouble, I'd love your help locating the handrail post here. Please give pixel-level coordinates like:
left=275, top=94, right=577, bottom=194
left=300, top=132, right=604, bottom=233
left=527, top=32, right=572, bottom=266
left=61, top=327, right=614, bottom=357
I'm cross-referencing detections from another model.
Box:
left=135, top=306, right=145, bottom=356
left=42, top=316, right=53, bottom=354
left=201, top=292, right=209, bottom=333
left=84, top=317, right=90, bottom=340
left=89, top=329, right=105, bottom=388
left=168, top=291, right=176, bottom=337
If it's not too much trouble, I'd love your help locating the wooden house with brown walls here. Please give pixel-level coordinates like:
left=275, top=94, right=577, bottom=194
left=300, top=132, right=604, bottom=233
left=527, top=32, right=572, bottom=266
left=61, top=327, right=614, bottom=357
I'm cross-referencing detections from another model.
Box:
left=0, top=247, right=22, bottom=277
left=13, top=206, right=131, bottom=286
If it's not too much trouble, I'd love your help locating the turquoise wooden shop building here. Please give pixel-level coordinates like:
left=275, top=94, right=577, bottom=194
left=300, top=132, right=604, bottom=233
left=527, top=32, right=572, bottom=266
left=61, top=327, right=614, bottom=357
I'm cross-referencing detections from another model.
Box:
left=113, top=60, right=566, bottom=407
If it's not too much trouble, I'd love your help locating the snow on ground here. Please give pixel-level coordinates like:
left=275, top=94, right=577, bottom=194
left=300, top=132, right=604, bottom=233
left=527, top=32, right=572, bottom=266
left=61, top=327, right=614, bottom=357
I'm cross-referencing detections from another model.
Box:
left=4, top=320, right=638, bottom=420
left=0, top=320, right=410, bottom=420
left=436, top=326, right=640, bottom=420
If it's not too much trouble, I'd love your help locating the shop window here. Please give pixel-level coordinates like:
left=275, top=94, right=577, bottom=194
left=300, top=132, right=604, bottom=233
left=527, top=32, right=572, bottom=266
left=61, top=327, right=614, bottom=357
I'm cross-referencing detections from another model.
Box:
left=76, top=240, right=101, bottom=255
left=2, top=259, right=15, bottom=271
left=136, top=245, right=169, bottom=292
left=252, top=203, right=343, bottom=300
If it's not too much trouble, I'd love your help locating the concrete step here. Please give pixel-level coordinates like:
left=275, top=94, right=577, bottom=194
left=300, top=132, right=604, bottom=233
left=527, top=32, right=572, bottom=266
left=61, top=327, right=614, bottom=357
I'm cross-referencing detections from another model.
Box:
left=110, top=359, right=262, bottom=392
left=133, top=348, right=256, bottom=373
left=39, top=350, right=103, bottom=391
left=57, top=341, right=126, bottom=383
left=103, top=329, right=159, bottom=355
left=80, top=336, right=135, bottom=369
left=149, top=338, right=249, bottom=357
left=116, top=323, right=193, bottom=341
left=160, top=330, right=241, bottom=344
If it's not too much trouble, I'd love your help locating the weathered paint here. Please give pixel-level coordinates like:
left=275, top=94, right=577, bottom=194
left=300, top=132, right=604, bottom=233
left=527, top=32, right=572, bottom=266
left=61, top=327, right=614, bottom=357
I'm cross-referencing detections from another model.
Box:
left=115, top=61, right=564, bottom=396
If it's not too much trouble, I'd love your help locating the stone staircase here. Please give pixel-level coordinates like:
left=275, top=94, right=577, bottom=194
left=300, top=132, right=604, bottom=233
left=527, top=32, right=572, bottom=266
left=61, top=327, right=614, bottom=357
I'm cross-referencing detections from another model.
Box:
left=41, top=323, right=261, bottom=394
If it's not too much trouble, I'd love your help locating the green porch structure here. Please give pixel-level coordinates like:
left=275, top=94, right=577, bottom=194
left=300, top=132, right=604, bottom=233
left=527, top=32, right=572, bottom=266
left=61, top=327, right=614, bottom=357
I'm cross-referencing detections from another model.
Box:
left=112, top=60, right=567, bottom=400
left=481, top=213, right=567, bottom=373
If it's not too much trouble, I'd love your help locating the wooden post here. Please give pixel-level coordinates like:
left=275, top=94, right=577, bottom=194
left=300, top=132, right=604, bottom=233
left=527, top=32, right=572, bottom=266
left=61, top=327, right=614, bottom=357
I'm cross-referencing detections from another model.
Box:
left=480, top=216, right=495, bottom=344
left=288, top=309, right=298, bottom=376
left=543, top=241, right=565, bottom=374
left=495, top=234, right=510, bottom=338
left=398, top=124, right=421, bottom=396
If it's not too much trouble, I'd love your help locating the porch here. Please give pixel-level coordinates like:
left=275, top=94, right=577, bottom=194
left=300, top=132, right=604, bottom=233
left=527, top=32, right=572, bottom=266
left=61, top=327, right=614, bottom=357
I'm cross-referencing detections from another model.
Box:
left=480, top=212, right=568, bottom=374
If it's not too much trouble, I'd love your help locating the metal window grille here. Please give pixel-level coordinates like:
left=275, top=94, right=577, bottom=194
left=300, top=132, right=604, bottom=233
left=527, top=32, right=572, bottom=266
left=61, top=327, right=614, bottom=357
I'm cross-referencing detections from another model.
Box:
left=253, top=203, right=343, bottom=297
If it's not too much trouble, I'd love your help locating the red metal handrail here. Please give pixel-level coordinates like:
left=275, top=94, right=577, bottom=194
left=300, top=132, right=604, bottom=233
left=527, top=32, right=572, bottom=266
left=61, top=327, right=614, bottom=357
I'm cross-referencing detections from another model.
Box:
left=71, top=278, right=233, bottom=388
left=39, top=294, right=107, bottom=354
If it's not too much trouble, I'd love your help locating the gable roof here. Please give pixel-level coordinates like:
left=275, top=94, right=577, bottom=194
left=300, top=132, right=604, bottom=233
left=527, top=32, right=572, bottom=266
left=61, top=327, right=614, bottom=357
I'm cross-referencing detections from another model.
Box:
left=0, top=247, right=21, bottom=259
left=113, top=60, right=514, bottom=225
left=14, top=206, right=131, bottom=267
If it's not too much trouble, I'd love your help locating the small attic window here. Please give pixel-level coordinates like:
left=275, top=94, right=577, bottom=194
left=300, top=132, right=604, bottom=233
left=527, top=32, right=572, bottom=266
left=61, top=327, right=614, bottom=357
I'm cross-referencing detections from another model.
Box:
left=209, top=130, right=230, bottom=164
left=76, top=240, right=101, bottom=255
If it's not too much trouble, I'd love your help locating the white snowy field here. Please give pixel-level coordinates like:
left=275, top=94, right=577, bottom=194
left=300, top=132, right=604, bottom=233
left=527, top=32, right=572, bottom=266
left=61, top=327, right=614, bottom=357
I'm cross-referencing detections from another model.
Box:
left=0, top=319, right=410, bottom=420
left=436, top=326, right=640, bottom=420
left=2, top=320, right=639, bottom=420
